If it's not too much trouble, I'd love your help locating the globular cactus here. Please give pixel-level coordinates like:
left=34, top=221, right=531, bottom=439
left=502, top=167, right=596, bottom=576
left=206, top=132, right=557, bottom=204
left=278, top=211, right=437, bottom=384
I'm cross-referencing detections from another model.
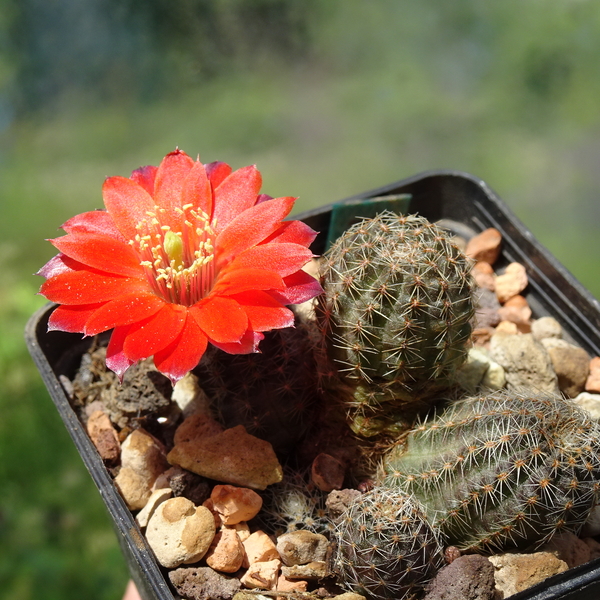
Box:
left=382, top=391, right=600, bottom=552
left=195, top=324, right=321, bottom=456
left=333, top=487, right=445, bottom=600
left=258, top=469, right=332, bottom=536
left=317, top=212, right=474, bottom=436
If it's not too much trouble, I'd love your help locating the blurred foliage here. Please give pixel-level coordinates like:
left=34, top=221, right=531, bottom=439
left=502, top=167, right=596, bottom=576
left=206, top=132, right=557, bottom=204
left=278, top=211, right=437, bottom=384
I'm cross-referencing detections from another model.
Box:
left=0, top=254, right=128, bottom=599
left=6, top=0, right=319, bottom=114
left=117, top=0, right=318, bottom=74
left=2, top=1, right=600, bottom=599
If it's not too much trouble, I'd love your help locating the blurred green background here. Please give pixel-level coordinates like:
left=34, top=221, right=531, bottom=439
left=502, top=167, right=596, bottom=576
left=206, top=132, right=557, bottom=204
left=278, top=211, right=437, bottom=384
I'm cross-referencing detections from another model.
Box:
left=2, top=1, right=600, bottom=598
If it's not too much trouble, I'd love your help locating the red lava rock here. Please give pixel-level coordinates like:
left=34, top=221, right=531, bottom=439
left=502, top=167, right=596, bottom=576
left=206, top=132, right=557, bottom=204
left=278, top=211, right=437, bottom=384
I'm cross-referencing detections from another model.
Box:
left=210, top=484, right=263, bottom=525
left=173, top=412, right=224, bottom=445
left=465, top=228, right=502, bottom=264
left=311, top=453, right=345, bottom=492
left=585, top=356, right=600, bottom=393
left=242, top=530, right=280, bottom=567
left=424, top=554, right=495, bottom=600
left=167, top=424, right=283, bottom=490
left=277, top=573, right=308, bottom=592
left=223, top=521, right=250, bottom=542
left=495, top=262, right=528, bottom=304
left=497, top=295, right=532, bottom=330
left=86, top=410, right=120, bottom=463
left=240, top=559, right=281, bottom=590
left=201, top=497, right=224, bottom=529
left=205, top=528, right=245, bottom=573
left=472, top=261, right=496, bottom=291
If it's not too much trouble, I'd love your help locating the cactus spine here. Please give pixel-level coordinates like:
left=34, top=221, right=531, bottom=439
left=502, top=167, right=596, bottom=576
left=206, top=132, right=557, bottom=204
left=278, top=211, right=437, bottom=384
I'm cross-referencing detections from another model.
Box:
left=258, top=469, right=332, bottom=536
left=333, top=487, right=445, bottom=600
left=383, top=391, right=600, bottom=552
left=317, top=212, right=474, bottom=436
left=196, top=324, right=321, bottom=456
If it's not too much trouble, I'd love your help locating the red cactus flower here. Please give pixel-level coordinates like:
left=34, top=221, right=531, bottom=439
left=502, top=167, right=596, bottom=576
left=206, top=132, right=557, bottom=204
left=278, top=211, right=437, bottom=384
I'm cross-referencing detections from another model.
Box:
left=38, top=149, right=322, bottom=382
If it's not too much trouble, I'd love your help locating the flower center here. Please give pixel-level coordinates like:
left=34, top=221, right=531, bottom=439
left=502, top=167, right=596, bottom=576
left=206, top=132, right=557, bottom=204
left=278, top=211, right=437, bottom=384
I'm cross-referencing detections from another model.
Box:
left=131, top=203, right=216, bottom=306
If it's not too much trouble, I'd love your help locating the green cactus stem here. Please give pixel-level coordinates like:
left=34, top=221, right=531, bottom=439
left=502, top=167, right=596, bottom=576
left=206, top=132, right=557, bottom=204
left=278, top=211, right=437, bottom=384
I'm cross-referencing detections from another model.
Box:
left=195, top=324, right=321, bottom=456
left=383, top=391, right=600, bottom=553
left=317, top=212, right=474, bottom=436
left=333, top=487, right=445, bottom=600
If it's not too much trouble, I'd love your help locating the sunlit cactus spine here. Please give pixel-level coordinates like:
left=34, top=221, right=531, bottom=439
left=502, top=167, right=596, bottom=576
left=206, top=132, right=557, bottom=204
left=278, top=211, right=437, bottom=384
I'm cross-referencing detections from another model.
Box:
left=258, top=468, right=332, bottom=537
left=195, top=324, right=321, bottom=456
left=382, top=391, right=600, bottom=553
left=316, top=212, right=474, bottom=437
left=333, top=487, right=445, bottom=600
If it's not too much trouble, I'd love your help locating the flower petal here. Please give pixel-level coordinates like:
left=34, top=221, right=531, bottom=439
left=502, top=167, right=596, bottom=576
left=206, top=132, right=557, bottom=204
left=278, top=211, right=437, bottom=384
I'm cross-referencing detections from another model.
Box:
left=50, top=233, right=143, bottom=278
left=182, top=160, right=212, bottom=218
left=40, top=270, right=149, bottom=305
left=215, top=196, right=296, bottom=266
left=269, top=270, right=323, bottom=305
left=209, top=330, right=264, bottom=355
left=131, top=165, right=158, bottom=196
left=213, top=165, right=262, bottom=232
left=190, top=296, right=248, bottom=343
left=262, top=220, right=318, bottom=247
left=234, top=290, right=295, bottom=331
left=48, top=303, right=105, bottom=333
left=153, top=315, right=208, bottom=383
left=153, top=149, right=195, bottom=230
left=103, top=176, right=155, bottom=241
left=106, top=324, right=135, bottom=380
left=226, top=242, right=313, bottom=277
left=84, top=292, right=165, bottom=335
left=62, top=210, right=124, bottom=241
left=205, top=161, right=232, bottom=189
left=37, top=254, right=77, bottom=279
left=211, top=268, right=285, bottom=296
left=122, top=304, right=187, bottom=361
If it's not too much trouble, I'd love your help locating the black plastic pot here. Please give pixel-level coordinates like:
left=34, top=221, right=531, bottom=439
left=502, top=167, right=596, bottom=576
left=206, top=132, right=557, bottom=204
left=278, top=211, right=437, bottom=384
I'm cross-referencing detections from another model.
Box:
left=25, top=170, right=600, bottom=600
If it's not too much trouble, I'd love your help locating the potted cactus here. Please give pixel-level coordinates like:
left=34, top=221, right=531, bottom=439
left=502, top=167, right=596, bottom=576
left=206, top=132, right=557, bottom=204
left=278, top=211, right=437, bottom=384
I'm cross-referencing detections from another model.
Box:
left=26, top=154, right=600, bottom=600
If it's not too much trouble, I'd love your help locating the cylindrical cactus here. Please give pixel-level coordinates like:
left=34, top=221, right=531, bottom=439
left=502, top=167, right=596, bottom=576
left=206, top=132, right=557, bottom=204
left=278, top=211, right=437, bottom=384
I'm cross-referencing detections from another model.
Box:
left=333, top=487, right=445, bottom=600
left=383, top=391, right=600, bottom=552
left=317, top=212, right=474, bottom=436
